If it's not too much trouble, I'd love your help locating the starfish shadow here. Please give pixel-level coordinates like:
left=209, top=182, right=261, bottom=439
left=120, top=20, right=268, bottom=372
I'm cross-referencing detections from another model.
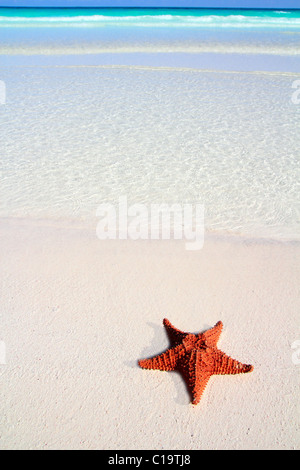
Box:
left=124, top=321, right=167, bottom=369
left=139, top=321, right=168, bottom=357
left=168, top=371, right=192, bottom=406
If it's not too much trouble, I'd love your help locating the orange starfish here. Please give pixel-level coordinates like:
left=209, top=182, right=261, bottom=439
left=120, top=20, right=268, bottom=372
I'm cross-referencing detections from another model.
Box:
left=138, top=319, right=253, bottom=405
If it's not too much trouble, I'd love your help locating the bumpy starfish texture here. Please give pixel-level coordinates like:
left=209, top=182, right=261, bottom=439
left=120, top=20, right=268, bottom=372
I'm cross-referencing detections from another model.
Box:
left=139, top=319, right=253, bottom=405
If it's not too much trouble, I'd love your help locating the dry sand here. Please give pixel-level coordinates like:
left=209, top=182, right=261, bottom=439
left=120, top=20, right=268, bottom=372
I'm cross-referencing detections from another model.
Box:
left=0, top=217, right=299, bottom=450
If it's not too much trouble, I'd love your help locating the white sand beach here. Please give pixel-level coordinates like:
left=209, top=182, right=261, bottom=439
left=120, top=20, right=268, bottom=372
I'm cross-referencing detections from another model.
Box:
left=0, top=217, right=299, bottom=450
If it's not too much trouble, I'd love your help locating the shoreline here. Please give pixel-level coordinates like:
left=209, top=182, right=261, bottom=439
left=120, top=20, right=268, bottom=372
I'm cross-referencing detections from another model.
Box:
left=1, top=215, right=299, bottom=246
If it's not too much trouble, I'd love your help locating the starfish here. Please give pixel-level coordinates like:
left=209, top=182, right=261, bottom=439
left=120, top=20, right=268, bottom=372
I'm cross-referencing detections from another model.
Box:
left=138, top=319, right=253, bottom=405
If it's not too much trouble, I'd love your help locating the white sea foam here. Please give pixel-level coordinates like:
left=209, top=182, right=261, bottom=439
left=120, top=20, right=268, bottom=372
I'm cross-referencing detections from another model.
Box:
left=1, top=13, right=300, bottom=28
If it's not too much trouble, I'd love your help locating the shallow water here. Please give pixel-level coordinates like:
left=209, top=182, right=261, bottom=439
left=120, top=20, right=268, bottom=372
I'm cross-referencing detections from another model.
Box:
left=0, top=8, right=299, bottom=240
left=0, top=65, right=299, bottom=240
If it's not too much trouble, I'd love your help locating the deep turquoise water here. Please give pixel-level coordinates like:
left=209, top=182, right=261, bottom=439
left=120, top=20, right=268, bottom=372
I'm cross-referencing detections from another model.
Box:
left=0, top=7, right=300, bottom=28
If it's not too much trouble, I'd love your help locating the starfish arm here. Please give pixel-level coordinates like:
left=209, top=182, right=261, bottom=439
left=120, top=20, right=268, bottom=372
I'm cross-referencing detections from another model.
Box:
left=201, top=321, right=223, bottom=347
left=138, top=344, right=186, bottom=371
left=178, top=350, right=213, bottom=405
left=163, top=318, right=187, bottom=346
left=192, top=351, right=213, bottom=405
left=213, top=349, right=254, bottom=375
left=191, top=372, right=211, bottom=405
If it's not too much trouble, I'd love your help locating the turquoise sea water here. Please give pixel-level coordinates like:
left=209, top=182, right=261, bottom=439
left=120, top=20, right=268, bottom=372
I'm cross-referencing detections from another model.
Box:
left=0, top=7, right=299, bottom=39
left=0, top=7, right=300, bottom=28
